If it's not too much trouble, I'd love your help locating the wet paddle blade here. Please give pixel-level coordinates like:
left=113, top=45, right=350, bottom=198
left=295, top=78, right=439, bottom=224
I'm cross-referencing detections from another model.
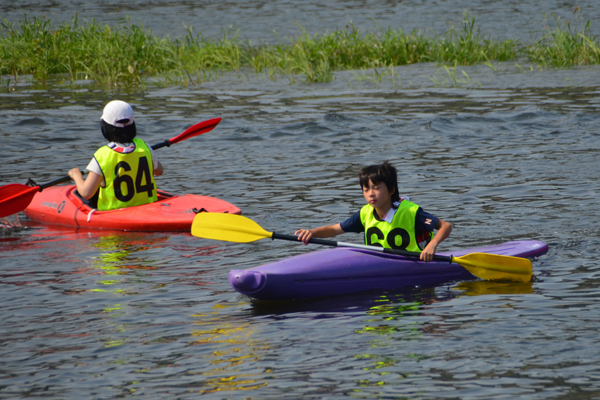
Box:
left=191, top=212, right=272, bottom=243
left=0, top=184, right=40, bottom=218
left=170, top=118, right=222, bottom=145
left=454, top=252, right=533, bottom=283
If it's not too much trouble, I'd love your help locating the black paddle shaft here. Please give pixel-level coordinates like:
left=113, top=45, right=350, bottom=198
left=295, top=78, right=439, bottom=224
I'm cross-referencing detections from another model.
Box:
left=151, top=140, right=171, bottom=150
left=38, top=175, right=73, bottom=191
left=271, top=232, right=453, bottom=263
left=272, top=232, right=342, bottom=247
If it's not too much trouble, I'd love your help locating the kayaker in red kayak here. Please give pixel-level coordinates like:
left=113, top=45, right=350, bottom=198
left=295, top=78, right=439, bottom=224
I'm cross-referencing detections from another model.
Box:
left=68, top=100, right=164, bottom=210
left=295, top=161, right=452, bottom=262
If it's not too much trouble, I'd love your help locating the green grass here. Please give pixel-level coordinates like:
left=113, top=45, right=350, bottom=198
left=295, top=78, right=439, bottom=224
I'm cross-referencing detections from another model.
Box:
left=0, top=12, right=599, bottom=88
left=0, top=15, right=177, bottom=86
left=524, top=14, right=600, bottom=67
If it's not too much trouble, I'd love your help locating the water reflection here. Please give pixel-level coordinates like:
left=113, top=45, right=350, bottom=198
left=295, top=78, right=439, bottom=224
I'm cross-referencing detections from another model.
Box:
left=84, top=234, right=163, bottom=297
left=346, top=282, right=539, bottom=395
left=188, top=305, right=268, bottom=395
left=452, top=280, right=534, bottom=296
left=246, top=277, right=537, bottom=316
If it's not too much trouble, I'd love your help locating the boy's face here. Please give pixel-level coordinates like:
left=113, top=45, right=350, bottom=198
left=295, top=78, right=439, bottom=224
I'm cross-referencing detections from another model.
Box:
left=362, top=179, right=394, bottom=210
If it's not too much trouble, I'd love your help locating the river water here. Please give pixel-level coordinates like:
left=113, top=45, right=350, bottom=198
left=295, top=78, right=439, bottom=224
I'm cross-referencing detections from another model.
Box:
left=2, top=1, right=600, bottom=399
left=2, top=0, right=599, bottom=42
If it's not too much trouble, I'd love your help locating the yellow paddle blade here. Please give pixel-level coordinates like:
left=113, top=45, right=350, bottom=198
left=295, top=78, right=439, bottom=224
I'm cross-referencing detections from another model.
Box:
left=191, top=213, right=273, bottom=243
left=454, top=253, right=533, bottom=283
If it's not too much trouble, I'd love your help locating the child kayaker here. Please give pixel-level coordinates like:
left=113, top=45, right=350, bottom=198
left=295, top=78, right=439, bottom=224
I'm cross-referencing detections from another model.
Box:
left=68, top=100, right=163, bottom=210
left=295, top=161, right=452, bottom=262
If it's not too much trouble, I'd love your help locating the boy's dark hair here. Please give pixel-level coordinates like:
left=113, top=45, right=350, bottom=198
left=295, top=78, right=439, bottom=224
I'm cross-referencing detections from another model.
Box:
left=101, top=119, right=137, bottom=143
left=358, top=161, right=400, bottom=202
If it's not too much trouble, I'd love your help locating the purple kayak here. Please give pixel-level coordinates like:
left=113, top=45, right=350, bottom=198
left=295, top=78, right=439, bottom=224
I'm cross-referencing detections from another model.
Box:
left=228, top=240, right=549, bottom=300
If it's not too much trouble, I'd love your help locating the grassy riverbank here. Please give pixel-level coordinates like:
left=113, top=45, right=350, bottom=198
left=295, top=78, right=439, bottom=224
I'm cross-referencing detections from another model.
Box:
left=1, top=13, right=599, bottom=87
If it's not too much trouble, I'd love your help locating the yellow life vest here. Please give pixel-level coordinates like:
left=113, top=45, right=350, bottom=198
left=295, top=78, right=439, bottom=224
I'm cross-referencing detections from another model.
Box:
left=359, top=200, right=432, bottom=252
left=93, top=138, right=158, bottom=211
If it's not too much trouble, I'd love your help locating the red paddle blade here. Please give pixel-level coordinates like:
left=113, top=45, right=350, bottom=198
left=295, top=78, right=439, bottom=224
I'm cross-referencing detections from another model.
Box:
left=169, top=118, right=222, bottom=145
left=0, top=184, right=41, bottom=218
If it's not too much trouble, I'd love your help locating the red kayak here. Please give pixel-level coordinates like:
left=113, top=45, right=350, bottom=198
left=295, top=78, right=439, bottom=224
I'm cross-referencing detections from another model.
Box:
left=23, top=185, right=241, bottom=232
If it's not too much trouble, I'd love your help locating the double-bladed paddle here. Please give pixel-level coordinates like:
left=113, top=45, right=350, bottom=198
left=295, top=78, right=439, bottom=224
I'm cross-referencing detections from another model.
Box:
left=0, top=117, right=221, bottom=218
left=191, top=212, right=533, bottom=283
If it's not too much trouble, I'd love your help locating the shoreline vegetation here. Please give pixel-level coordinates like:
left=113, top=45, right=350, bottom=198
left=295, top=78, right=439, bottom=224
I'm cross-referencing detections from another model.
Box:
left=1, top=12, right=599, bottom=88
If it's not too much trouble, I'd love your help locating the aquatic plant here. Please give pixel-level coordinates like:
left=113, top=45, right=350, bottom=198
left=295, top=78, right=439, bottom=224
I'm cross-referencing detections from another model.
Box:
left=524, top=14, right=600, bottom=67
left=428, top=61, right=480, bottom=88
left=0, top=15, right=177, bottom=86
left=433, top=12, right=518, bottom=64
left=0, top=12, right=598, bottom=88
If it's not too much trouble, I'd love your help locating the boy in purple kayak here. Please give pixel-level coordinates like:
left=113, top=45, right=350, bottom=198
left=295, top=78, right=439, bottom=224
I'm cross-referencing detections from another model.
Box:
left=295, top=161, right=452, bottom=261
